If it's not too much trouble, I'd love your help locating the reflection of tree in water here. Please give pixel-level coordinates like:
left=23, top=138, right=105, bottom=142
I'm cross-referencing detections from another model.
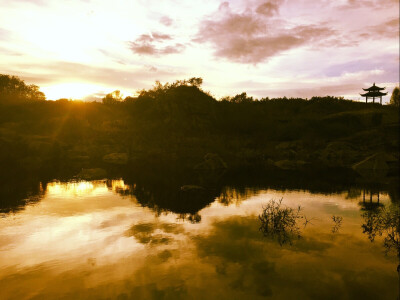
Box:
left=0, top=179, right=46, bottom=214
left=258, top=198, right=304, bottom=245
left=258, top=199, right=346, bottom=245
left=331, top=215, right=343, bottom=233
left=361, top=203, right=400, bottom=297
left=177, top=213, right=202, bottom=223
left=111, top=179, right=221, bottom=218
left=362, top=204, right=400, bottom=255
left=217, top=186, right=259, bottom=206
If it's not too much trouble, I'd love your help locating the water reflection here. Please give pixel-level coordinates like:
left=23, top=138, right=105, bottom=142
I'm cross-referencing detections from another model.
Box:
left=0, top=179, right=398, bottom=299
left=0, top=179, right=45, bottom=214
left=362, top=203, right=400, bottom=256
left=331, top=215, right=343, bottom=233
left=259, top=198, right=303, bottom=245
left=113, top=179, right=221, bottom=215
left=361, top=202, right=400, bottom=297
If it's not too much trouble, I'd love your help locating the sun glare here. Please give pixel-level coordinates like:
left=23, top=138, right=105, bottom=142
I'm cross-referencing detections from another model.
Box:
left=41, top=83, right=106, bottom=100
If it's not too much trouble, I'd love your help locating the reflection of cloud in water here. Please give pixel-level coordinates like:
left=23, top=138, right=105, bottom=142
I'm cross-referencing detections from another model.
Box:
left=193, top=215, right=396, bottom=299
left=125, top=222, right=185, bottom=245
left=0, top=180, right=397, bottom=299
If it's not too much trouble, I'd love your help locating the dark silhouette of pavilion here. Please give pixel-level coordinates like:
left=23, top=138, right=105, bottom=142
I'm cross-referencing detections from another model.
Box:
left=360, top=83, right=387, bottom=104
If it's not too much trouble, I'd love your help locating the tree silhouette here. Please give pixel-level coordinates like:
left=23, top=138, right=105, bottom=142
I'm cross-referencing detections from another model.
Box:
left=137, top=77, right=204, bottom=99
left=390, top=86, right=399, bottom=107
left=221, top=92, right=254, bottom=103
left=102, top=90, right=123, bottom=104
left=0, top=74, right=45, bottom=103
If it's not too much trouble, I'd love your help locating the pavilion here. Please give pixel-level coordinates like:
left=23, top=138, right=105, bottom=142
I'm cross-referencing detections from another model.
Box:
left=360, top=83, right=387, bottom=104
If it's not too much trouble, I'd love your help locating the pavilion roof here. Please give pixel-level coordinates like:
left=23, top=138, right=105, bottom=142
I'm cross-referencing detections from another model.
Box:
left=362, top=82, right=386, bottom=91
left=360, top=90, right=388, bottom=97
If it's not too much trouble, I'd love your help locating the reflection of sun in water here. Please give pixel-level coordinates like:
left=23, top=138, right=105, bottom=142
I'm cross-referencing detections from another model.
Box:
left=47, top=181, right=109, bottom=197
left=111, top=180, right=131, bottom=193
left=41, top=83, right=106, bottom=100
left=45, top=180, right=133, bottom=198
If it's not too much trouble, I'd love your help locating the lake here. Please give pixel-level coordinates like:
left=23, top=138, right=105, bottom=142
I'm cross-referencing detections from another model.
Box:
left=0, top=177, right=398, bottom=299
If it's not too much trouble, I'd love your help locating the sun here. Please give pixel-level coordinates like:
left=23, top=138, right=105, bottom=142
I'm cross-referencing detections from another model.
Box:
left=41, top=83, right=106, bottom=101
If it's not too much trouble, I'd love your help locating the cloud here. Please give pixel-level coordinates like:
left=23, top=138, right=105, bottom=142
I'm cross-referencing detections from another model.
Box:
left=255, top=1, right=282, bottom=16
left=8, top=0, right=46, bottom=5
left=0, top=28, right=11, bottom=41
left=128, top=32, right=185, bottom=56
left=341, top=0, right=397, bottom=9
left=160, top=16, right=173, bottom=26
left=324, top=54, right=399, bottom=78
left=360, top=18, right=400, bottom=39
left=246, top=69, right=396, bottom=99
left=0, top=46, right=22, bottom=56
left=278, top=82, right=366, bottom=98
left=195, top=3, right=334, bottom=64
left=82, top=91, right=107, bottom=102
left=136, top=32, right=172, bottom=42
left=3, top=60, right=179, bottom=93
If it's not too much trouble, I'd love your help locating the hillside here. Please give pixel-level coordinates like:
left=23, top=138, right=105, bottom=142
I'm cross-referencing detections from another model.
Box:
left=0, top=83, right=398, bottom=181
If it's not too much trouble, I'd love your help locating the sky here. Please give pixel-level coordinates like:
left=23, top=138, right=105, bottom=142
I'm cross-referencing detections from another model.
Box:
left=0, top=0, right=398, bottom=101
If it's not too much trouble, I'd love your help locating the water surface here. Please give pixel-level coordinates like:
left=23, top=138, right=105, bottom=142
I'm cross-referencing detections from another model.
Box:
left=0, top=179, right=398, bottom=299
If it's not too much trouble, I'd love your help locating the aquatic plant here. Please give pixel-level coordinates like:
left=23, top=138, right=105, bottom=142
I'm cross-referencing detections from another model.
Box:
left=258, top=198, right=303, bottom=245
left=331, top=215, right=343, bottom=233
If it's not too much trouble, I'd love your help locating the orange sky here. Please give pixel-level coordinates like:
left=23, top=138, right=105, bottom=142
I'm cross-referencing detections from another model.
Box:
left=0, top=0, right=398, bottom=101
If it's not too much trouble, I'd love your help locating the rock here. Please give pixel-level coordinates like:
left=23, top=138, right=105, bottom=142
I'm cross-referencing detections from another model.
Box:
left=194, top=153, right=227, bottom=170
left=76, top=168, right=107, bottom=180
left=102, top=153, right=128, bottom=165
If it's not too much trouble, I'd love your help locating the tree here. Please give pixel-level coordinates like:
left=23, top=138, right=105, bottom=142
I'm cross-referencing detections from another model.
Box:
left=0, top=74, right=46, bottom=103
left=187, top=77, right=203, bottom=87
left=137, top=77, right=204, bottom=100
left=102, top=90, right=123, bottom=104
left=390, top=86, right=399, bottom=107
left=124, top=96, right=138, bottom=103
left=223, top=92, right=254, bottom=103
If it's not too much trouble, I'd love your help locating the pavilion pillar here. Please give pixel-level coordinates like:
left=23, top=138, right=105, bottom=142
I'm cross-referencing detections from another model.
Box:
left=373, top=97, right=375, bottom=103
left=365, top=97, right=367, bottom=104
left=380, top=96, right=382, bottom=105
